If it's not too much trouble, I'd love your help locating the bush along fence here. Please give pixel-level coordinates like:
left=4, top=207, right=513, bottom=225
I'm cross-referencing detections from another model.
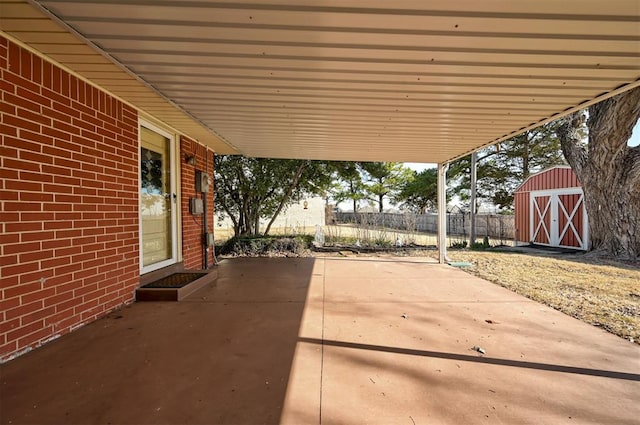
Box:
left=334, top=212, right=515, bottom=246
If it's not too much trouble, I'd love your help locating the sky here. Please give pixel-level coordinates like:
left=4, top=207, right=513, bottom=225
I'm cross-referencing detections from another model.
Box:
left=629, top=119, right=640, bottom=147
left=404, top=119, right=640, bottom=172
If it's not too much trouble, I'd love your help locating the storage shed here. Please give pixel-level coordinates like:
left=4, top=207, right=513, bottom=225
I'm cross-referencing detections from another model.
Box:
left=514, top=166, right=588, bottom=250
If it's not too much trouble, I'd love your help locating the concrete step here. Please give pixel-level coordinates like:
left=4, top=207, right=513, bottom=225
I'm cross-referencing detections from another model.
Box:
left=136, top=264, right=218, bottom=301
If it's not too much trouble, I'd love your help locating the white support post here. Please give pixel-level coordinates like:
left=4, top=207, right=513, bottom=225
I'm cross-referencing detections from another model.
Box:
left=437, top=162, right=449, bottom=264
left=469, top=151, right=477, bottom=246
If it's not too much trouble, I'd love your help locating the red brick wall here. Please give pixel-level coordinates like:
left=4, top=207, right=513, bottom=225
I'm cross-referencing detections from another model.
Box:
left=0, top=37, right=139, bottom=362
left=180, top=136, right=215, bottom=269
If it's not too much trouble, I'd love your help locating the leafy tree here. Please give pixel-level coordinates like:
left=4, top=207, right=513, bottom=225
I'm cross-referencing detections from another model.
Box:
left=557, top=87, right=640, bottom=259
left=214, top=156, right=336, bottom=236
left=448, top=122, right=567, bottom=210
left=506, top=121, right=566, bottom=179
left=330, top=162, right=367, bottom=212
left=395, top=168, right=438, bottom=212
left=360, top=162, right=413, bottom=212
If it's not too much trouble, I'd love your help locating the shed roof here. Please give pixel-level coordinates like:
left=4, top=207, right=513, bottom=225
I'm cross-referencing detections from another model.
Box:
left=1, top=0, right=639, bottom=162
left=514, top=165, right=581, bottom=194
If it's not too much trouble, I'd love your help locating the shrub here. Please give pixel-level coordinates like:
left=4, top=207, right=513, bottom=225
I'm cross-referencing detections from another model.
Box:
left=470, top=236, right=492, bottom=250
left=218, top=235, right=313, bottom=256
left=450, top=240, right=468, bottom=249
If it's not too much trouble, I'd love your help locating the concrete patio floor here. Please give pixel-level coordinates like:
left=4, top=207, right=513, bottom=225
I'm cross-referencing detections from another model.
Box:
left=1, top=256, right=638, bottom=424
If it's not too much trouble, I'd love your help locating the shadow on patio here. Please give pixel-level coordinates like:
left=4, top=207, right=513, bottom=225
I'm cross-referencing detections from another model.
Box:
left=1, top=256, right=638, bottom=424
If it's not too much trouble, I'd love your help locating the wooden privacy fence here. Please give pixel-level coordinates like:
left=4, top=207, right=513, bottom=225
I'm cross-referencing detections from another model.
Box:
left=334, top=212, right=515, bottom=243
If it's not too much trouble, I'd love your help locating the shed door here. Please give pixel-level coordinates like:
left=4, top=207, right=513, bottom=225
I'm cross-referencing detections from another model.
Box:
left=530, top=189, right=587, bottom=250
left=557, top=192, right=586, bottom=249
left=531, top=194, right=552, bottom=245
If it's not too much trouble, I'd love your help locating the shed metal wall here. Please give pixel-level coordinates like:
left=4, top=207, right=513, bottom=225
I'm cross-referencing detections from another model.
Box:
left=514, top=191, right=531, bottom=243
left=514, top=166, right=585, bottom=247
left=516, top=167, right=580, bottom=194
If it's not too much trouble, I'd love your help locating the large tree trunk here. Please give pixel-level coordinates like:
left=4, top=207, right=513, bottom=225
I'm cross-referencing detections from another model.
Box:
left=557, top=87, right=640, bottom=259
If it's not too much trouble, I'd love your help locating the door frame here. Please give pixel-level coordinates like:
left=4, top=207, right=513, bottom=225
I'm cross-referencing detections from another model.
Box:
left=530, top=191, right=552, bottom=246
left=529, top=188, right=587, bottom=250
left=138, top=119, right=179, bottom=274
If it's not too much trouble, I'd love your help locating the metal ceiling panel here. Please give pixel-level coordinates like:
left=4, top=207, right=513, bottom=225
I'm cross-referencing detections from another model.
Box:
left=2, top=0, right=639, bottom=162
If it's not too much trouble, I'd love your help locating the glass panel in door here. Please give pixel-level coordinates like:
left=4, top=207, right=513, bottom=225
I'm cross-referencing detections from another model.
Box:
left=140, top=126, right=173, bottom=267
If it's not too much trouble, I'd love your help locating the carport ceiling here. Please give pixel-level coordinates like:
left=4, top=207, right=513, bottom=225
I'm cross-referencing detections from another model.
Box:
left=5, top=0, right=640, bottom=162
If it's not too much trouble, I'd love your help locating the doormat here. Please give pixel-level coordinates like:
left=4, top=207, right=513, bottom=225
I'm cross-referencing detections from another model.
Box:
left=141, top=272, right=206, bottom=289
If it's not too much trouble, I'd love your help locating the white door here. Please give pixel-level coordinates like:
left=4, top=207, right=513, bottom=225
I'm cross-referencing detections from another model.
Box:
left=530, top=189, right=587, bottom=250
left=139, top=122, right=178, bottom=273
left=530, top=192, right=552, bottom=246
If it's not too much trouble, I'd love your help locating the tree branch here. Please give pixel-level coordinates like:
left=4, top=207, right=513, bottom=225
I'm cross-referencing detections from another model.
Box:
left=217, top=195, right=239, bottom=232
left=264, top=161, right=309, bottom=236
left=625, top=144, right=640, bottom=187
left=556, top=112, right=588, bottom=178
left=588, top=87, right=640, bottom=183
left=588, top=86, right=640, bottom=154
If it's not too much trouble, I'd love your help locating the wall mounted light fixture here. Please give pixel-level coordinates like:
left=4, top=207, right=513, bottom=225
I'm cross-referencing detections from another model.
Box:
left=185, top=154, right=196, bottom=165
